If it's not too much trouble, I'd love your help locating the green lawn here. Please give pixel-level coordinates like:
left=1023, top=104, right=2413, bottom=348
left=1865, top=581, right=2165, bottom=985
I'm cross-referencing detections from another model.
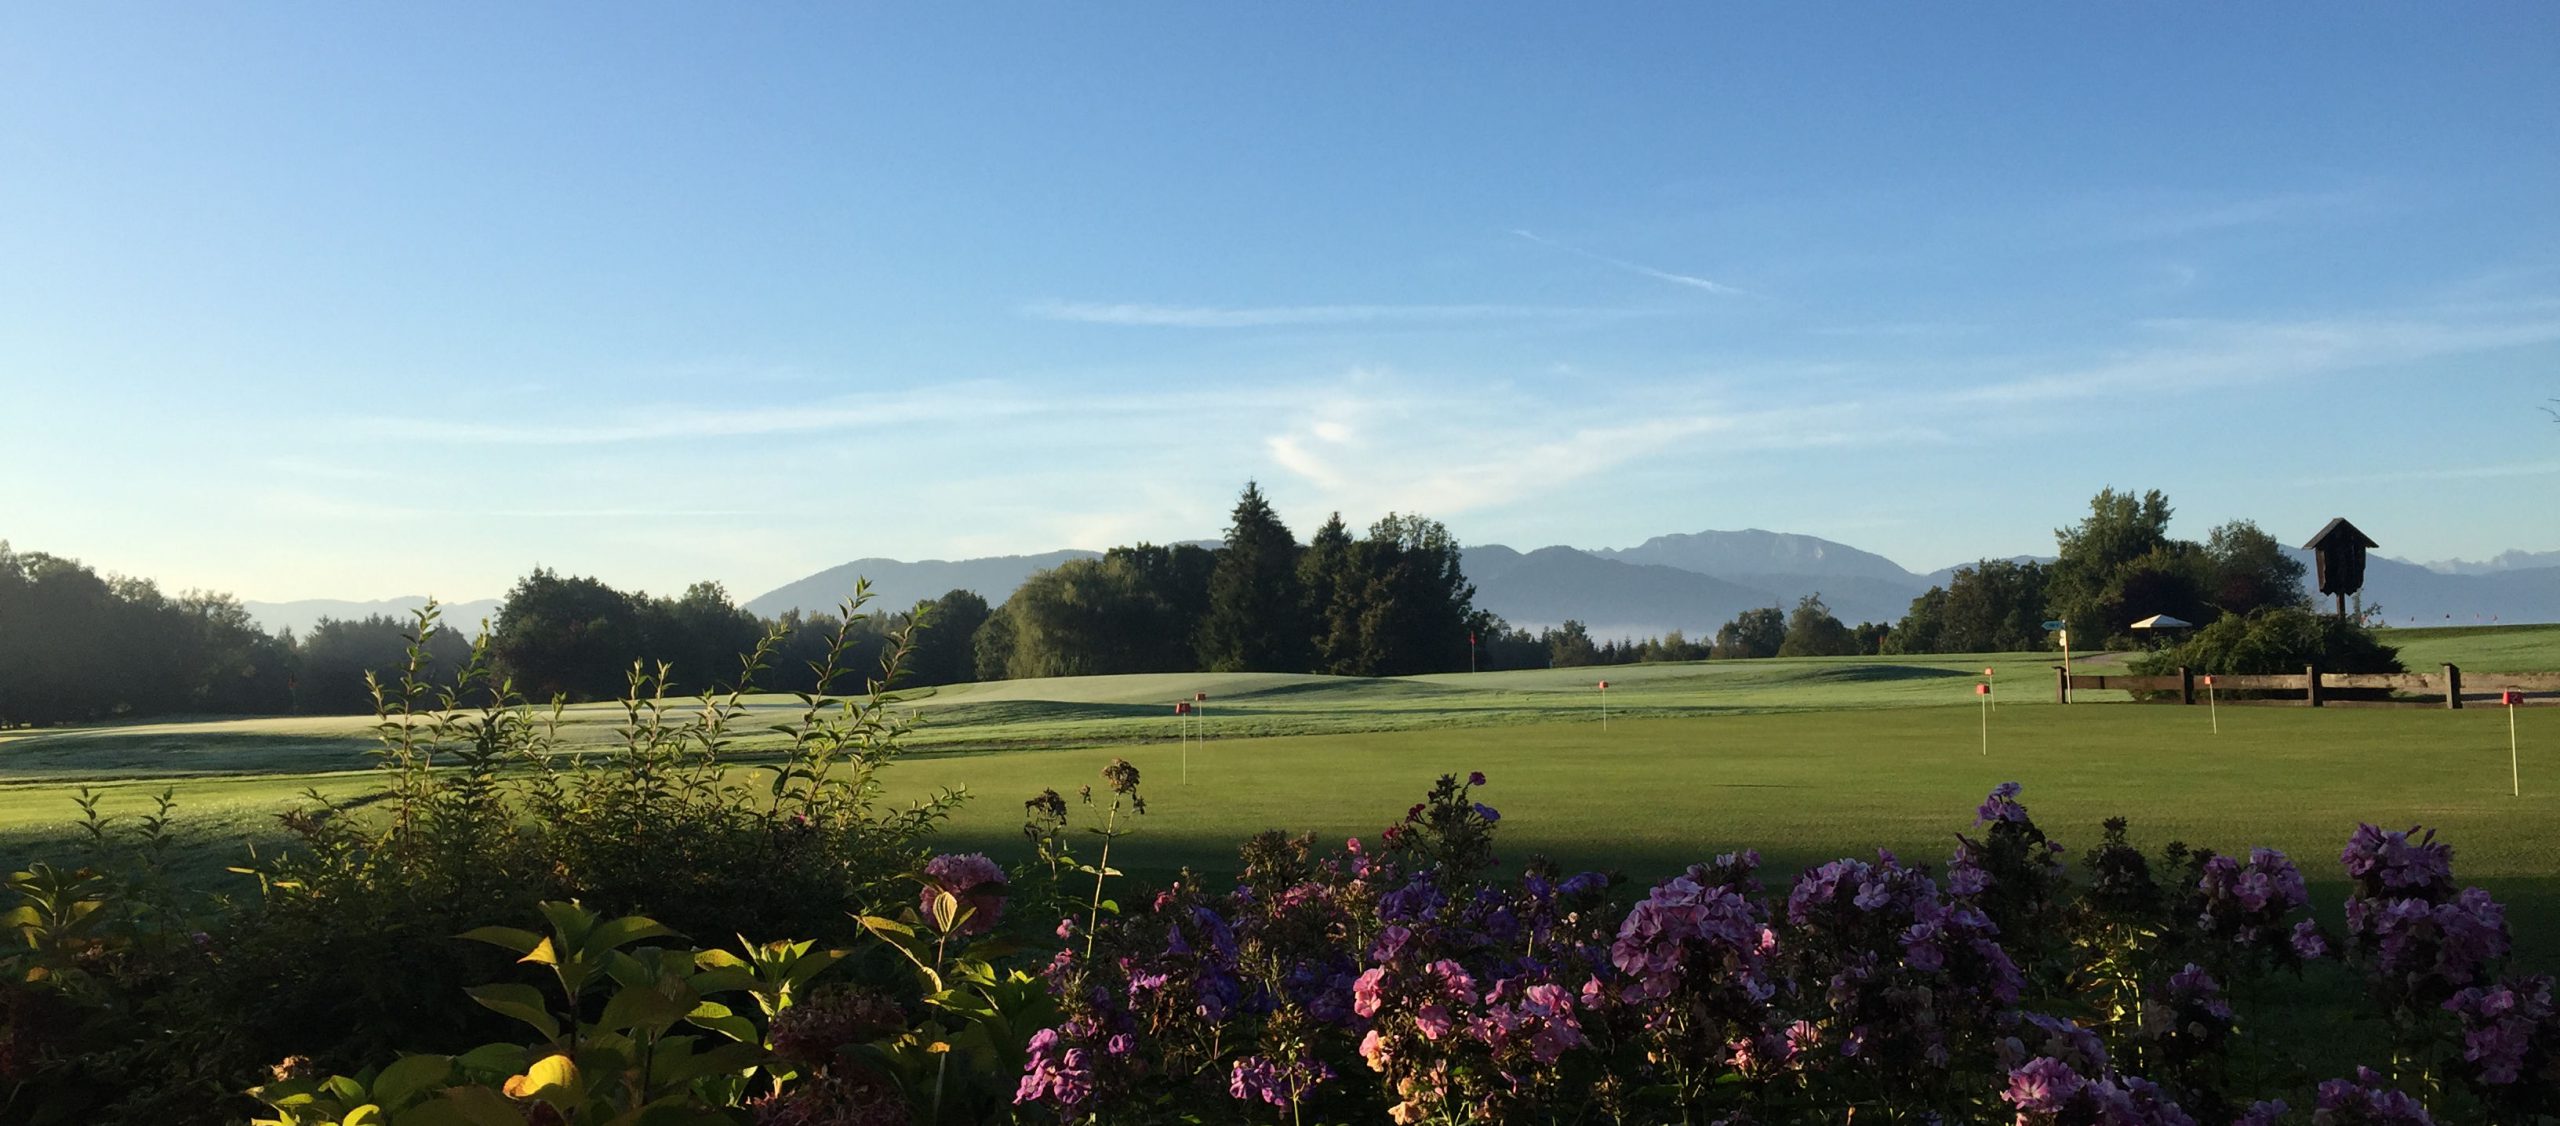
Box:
left=7, top=631, right=2554, bottom=963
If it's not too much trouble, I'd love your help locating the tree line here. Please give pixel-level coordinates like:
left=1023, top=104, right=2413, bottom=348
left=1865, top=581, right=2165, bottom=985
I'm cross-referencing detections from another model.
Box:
left=976, top=485, right=1487, bottom=679
left=0, top=486, right=2355, bottom=726
left=1880, top=489, right=2312, bottom=655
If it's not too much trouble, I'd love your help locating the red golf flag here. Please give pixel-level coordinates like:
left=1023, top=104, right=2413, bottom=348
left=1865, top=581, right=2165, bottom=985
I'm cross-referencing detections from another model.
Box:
left=1598, top=681, right=1608, bottom=690
left=2505, top=692, right=2525, bottom=707
left=1976, top=683, right=1990, bottom=696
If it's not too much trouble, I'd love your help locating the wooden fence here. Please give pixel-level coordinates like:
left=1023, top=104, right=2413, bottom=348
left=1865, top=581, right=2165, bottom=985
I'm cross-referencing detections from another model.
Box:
left=2058, top=664, right=2560, bottom=707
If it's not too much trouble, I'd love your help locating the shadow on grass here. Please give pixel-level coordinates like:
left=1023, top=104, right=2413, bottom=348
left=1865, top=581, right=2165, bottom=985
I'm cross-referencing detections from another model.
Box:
left=0, top=733, right=376, bottom=782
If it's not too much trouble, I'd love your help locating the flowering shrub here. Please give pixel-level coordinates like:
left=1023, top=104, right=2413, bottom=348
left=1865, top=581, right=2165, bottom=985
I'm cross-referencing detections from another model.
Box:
left=1004, top=778, right=2552, bottom=1125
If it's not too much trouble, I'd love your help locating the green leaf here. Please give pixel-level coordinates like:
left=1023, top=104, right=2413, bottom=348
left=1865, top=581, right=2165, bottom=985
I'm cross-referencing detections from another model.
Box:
left=454, top=926, right=542, bottom=956
left=589, top=914, right=678, bottom=953
left=506, top=1052, right=582, bottom=1105
left=651, top=1038, right=764, bottom=1087
left=463, top=984, right=560, bottom=1042
left=452, top=1043, right=528, bottom=1077
left=426, top=1084, right=526, bottom=1126
left=371, top=1054, right=453, bottom=1108
left=535, top=901, right=597, bottom=951
left=598, top=982, right=694, bottom=1033
left=686, top=1000, right=760, bottom=1044
left=856, top=915, right=914, bottom=941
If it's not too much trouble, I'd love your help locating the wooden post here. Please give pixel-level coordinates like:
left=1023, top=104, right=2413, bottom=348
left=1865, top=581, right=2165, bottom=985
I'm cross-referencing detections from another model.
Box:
left=2055, top=665, right=2069, bottom=704
left=2305, top=663, right=2324, bottom=708
left=2180, top=666, right=2196, bottom=706
left=2444, top=663, right=2463, bottom=710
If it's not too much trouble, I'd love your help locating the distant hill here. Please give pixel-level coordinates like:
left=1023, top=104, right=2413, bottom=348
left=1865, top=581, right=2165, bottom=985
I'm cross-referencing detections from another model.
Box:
left=243, top=597, right=502, bottom=639
left=1591, top=529, right=1919, bottom=584
left=2395, top=549, right=2560, bottom=576
left=1460, top=545, right=1777, bottom=637
left=2319, top=552, right=2560, bottom=626
left=743, top=550, right=1101, bottom=618
left=260, top=531, right=2559, bottom=646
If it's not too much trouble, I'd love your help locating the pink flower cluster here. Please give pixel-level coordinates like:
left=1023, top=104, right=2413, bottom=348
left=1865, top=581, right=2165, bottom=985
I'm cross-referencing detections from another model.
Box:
left=919, top=851, right=1009, bottom=936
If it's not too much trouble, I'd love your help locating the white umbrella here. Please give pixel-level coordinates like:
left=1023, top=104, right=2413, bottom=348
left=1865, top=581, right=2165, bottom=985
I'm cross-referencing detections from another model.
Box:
left=2129, top=614, right=2193, bottom=630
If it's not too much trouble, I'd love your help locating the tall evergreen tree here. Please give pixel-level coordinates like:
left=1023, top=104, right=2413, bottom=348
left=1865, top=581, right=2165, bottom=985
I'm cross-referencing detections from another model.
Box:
left=1300, top=512, right=1359, bottom=673
left=1197, top=482, right=1310, bottom=672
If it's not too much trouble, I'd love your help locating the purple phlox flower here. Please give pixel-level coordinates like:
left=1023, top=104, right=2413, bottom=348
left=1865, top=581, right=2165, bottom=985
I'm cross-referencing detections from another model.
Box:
left=1468, top=771, right=1487, bottom=787
left=2005, top=1056, right=2087, bottom=1114
left=2233, top=1100, right=2289, bottom=1126
left=1473, top=802, right=1501, bottom=822
left=1229, top=1055, right=1335, bottom=1108
left=2342, top=824, right=2456, bottom=902
left=2003, top=1011, right=2107, bottom=1075
left=2314, top=1067, right=2435, bottom=1124
left=1978, top=781, right=2029, bottom=825
left=2162, top=963, right=2235, bottom=1025
left=2443, top=973, right=2556, bottom=1086
left=2291, top=920, right=2329, bottom=960
left=1016, top=1025, right=1098, bottom=1107
left=1352, top=967, right=1388, bottom=1019
left=1610, top=874, right=1774, bottom=1005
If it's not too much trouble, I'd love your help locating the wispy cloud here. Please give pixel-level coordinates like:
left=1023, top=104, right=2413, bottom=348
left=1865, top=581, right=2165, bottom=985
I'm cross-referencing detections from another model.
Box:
left=1021, top=300, right=1612, bottom=328
left=1950, top=305, right=2560, bottom=407
left=2115, top=187, right=2382, bottom=241
left=2288, top=460, right=2560, bottom=489
left=1510, top=229, right=1747, bottom=295
left=343, top=384, right=1029, bottom=445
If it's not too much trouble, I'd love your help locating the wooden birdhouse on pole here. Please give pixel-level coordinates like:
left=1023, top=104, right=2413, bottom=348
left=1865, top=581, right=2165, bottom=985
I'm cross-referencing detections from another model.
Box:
left=2302, top=517, right=2378, bottom=621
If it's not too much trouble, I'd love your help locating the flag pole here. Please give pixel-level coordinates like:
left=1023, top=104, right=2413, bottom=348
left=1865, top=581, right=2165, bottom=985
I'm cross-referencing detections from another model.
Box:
left=1977, top=682, right=1990, bottom=755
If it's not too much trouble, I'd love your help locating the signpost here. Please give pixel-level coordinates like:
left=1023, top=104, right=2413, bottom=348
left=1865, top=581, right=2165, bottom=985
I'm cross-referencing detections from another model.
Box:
left=2043, top=621, right=2069, bottom=702
left=1976, top=682, right=1991, bottom=756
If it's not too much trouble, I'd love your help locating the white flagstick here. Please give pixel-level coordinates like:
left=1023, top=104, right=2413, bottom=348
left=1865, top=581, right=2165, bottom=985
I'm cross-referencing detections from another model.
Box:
left=1978, top=683, right=1990, bottom=756
left=2206, top=676, right=2218, bottom=735
left=2510, top=692, right=2522, bottom=798
left=1985, top=668, right=1996, bottom=712
left=1599, top=680, right=1609, bottom=730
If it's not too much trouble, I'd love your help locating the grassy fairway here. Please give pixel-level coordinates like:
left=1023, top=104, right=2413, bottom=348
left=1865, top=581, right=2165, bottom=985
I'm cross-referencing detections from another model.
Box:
left=876, top=702, right=2560, bottom=966
left=6, top=633, right=2553, bottom=964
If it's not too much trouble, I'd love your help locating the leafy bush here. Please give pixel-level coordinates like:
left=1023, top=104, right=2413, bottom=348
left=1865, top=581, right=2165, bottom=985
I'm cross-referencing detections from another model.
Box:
left=5, top=588, right=964, bottom=1124
left=2131, top=608, right=2403, bottom=699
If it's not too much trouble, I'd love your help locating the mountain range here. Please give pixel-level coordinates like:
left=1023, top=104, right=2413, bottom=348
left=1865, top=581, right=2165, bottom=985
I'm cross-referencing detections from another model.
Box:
left=244, top=530, right=2560, bottom=641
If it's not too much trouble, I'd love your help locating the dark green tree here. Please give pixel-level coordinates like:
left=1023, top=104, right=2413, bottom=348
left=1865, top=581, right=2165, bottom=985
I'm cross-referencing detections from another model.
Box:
left=908, top=588, right=992, bottom=687
left=1545, top=619, right=1599, bottom=667
left=1884, top=587, right=1949, bottom=655
left=2046, top=488, right=2177, bottom=644
left=1778, top=593, right=1860, bottom=657
left=295, top=613, right=472, bottom=715
left=2204, top=519, right=2311, bottom=618
left=1937, top=559, right=2052, bottom=653
left=637, top=580, right=767, bottom=694
left=489, top=567, right=647, bottom=702
left=1331, top=514, right=1477, bottom=676
left=1712, top=606, right=1787, bottom=659
left=1300, top=513, right=1359, bottom=673
left=1197, top=482, right=1310, bottom=672
left=971, top=605, right=1018, bottom=682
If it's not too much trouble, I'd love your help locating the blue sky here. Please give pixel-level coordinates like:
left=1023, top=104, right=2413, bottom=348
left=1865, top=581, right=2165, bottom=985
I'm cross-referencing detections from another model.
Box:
left=4, top=5, right=2556, bottom=603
